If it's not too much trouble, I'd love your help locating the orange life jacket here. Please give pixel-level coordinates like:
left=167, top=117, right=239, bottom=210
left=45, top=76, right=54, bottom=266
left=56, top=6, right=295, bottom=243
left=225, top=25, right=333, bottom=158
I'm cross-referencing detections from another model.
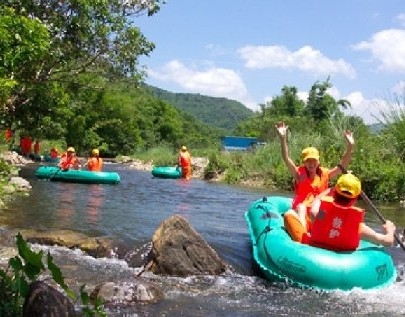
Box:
left=34, top=142, right=40, bottom=155
left=308, top=196, right=364, bottom=251
left=179, top=151, right=191, bottom=167
left=4, top=129, right=12, bottom=140
left=292, top=166, right=330, bottom=209
left=87, top=157, right=103, bottom=172
left=59, top=154, right=78, bottom=170
left=50, top=149, right=58, bottom=159
left=179, top=151, right=191, bottom=179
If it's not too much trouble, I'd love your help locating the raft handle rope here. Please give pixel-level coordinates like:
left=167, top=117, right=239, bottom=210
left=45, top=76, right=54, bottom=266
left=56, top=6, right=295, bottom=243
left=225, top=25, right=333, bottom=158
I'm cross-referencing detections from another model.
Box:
left=254, top=225, right=271, bottom=246
left=254, top=203, right=273, bottom=246
left=254, top=203, right=290, bottom=281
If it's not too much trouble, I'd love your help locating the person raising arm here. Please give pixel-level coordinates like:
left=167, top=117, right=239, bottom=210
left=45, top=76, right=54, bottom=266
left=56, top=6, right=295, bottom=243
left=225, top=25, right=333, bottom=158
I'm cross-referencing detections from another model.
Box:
left=275, top=121, right=354, bottom=239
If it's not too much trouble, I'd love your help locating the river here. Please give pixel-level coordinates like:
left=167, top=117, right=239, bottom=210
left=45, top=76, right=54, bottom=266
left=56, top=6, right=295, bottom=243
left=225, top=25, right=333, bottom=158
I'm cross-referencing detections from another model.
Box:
left=2, top=162, right=405, bottom=316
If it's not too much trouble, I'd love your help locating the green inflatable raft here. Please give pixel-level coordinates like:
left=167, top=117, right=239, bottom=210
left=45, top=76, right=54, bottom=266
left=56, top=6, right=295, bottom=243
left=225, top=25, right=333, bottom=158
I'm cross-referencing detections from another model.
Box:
left=35, top=166, right=120, bottom=184
left=245, top=196, right=397, bottom=291
left=151, top=166, right=181, bottom=179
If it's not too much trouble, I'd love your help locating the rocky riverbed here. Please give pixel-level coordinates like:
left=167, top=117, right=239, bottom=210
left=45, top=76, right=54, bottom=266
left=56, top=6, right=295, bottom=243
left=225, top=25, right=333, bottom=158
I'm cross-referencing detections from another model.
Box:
left=0, top=151, right=236, bottom=316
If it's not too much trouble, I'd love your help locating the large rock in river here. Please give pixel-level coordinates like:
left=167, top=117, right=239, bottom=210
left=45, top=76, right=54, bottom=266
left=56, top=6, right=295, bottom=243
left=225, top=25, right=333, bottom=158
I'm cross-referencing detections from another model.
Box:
left=146, top=215, right=230, bottom=276
left=23, top=281, right=76, bottom=317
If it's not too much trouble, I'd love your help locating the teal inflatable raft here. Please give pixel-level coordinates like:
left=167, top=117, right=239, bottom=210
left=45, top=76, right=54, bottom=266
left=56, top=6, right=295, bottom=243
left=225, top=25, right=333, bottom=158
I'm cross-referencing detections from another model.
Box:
left=245, top=196, right=396, bottom=291
left=151, top=166, right=181, bottom=179
left=35, top=166, right=120, bottom=184
left=43, top=154, right=60, bottom=163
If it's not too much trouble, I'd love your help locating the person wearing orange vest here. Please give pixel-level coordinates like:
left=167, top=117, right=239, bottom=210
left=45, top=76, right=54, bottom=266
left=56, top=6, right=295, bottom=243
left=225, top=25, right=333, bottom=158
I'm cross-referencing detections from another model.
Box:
left=4, top=129, right=12, bottom=141
left=284, top=173, right=396, bottom=250
left=33, top=140, right=40, bottom=155
left=58, top=147, right=79, bottom=170
left=178, top=145, right=192, bottom=180
left=275, top=121, right=354, bottom=239
left=87, top=149, right=103, bottom=172
left=19, top=136, right=32, bottom=156
left=50, top=147, right=59, bottom=159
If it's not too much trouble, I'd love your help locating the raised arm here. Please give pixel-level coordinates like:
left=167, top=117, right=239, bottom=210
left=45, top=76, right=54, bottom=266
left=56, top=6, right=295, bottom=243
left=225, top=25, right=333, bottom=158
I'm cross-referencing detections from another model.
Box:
left=329, top=130, right=355, bottom=179
left=275, top=122, right=299, bottom=179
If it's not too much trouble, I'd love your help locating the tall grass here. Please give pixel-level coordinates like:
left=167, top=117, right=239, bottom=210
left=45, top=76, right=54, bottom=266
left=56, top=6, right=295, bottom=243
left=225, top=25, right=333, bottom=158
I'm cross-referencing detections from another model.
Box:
left=132, top=145, right=178, bottom=166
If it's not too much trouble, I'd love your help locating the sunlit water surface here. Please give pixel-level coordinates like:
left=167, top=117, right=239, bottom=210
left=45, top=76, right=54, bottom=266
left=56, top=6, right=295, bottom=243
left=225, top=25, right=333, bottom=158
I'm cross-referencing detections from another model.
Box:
left=2, top=163, right=405, bottom=316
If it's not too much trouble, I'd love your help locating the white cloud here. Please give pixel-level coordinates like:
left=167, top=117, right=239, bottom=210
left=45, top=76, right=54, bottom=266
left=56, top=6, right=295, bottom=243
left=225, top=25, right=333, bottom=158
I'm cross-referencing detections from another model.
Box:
left=391, top=81, right=405, bottom=94
left=205, top=43, right=227, bottom=57
left=343, top=92, right=386, bottom=124
left=395, top=14, right=405, bottom=27
left=353, top=29, right=405, bottom=73
left=293, top=87, right=384, bottom=124
left=147, top=60, right=259, bottom=111
left=237, top=45, right=356, bottom=78
left=297, top=91, right=308, bottom=102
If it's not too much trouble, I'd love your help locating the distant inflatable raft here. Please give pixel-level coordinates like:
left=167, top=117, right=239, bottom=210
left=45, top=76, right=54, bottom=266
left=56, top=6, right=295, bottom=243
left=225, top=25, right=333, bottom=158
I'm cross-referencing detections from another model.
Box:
left=151, top=166, right=181, bottom=179
left=245, top=196, right=396, bottom=291
left=35, top=166, right=120, bottom=184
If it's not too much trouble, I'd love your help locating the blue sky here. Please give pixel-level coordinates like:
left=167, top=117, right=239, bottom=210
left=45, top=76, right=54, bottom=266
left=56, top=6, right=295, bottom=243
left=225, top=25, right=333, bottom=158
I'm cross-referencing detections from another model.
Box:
left=136, top=1, right=405, bottom=124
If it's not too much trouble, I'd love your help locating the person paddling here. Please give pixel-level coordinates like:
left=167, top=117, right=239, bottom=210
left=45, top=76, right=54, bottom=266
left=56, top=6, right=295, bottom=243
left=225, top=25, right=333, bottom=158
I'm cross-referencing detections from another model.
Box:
left=284, top=173, right=396, bottom=250
left=87, top=149, right=103, bottom=172
left=59, top=147, right=79, bottom=170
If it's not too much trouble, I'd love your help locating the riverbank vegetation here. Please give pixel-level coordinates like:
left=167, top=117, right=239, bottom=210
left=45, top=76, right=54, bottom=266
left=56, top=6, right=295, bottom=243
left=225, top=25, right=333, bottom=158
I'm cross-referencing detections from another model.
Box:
left=2, top=0, right=405, bottom=205
left=131, top=83, right=405, bottom=202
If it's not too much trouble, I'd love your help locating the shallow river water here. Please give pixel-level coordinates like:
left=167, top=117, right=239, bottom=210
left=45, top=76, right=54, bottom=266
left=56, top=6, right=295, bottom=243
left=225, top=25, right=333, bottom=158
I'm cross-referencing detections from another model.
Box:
left=2, top=163, right=405, bottom=316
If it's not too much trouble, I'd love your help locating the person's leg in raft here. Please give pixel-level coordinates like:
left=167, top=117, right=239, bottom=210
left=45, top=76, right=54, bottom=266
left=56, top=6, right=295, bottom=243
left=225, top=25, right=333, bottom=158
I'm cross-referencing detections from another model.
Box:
left=284, top=210, right=307, bottom=242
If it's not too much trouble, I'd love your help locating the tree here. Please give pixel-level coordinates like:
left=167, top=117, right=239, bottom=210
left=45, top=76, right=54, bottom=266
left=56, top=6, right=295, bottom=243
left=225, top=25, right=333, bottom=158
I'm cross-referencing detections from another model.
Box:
left=0, top=6, right=50, bottom=128
left=268, top=86, right=305, bottom=117
left=305, top=78, right=351, bottom=125
left=2, top=0, right=165, bottom=134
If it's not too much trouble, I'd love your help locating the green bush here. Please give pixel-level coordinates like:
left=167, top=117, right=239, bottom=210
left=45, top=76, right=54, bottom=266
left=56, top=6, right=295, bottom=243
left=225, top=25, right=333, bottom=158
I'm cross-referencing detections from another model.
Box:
left=0, top=233, right=106, bottom=317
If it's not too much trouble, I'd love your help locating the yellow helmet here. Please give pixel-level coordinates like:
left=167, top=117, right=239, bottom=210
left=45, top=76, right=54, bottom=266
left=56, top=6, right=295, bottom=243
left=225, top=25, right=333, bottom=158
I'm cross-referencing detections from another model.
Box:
left=335, top=173, right=361, bottom=199
left=92, top=149, right=99, bottom=156
left=301, top=147, right=319, bottom=162
left=181, top=145, right=187, bottom=151
left=67, top=147, right=75, bottom=152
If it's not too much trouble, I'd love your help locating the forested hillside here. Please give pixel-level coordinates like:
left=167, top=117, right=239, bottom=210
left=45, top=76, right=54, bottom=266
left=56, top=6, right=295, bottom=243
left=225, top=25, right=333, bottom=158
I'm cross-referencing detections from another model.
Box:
left=146, top=85, right=256, bottom=132
left=1, top=2, right=225, bottom=157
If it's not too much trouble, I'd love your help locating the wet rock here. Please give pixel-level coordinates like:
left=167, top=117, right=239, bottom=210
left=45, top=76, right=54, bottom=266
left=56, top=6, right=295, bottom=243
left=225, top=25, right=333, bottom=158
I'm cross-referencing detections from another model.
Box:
left=126, top=241, right=154, bottom=268
left=23, top=280, right=76, bottom=317
left=147, top=215, right=230, bottom=276
left=9, top=176, right=32, bottom=192
left=90, top=279, right=164, bottom=306
left=21, top=229, right=128, bottom=259
left=0, top=151, right=33, bottom=166
left=21, top=229, right=89, bottom=247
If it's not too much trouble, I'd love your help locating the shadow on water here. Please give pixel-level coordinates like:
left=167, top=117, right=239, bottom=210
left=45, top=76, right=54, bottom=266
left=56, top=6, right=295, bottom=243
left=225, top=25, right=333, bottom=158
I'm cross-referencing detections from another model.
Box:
left=2, top=163, right=405, bottom=316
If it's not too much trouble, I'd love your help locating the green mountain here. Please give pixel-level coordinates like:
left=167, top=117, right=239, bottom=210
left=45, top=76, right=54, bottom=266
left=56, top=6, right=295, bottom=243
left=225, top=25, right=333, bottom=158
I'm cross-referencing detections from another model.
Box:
left=368, top=122, right=384, bottom=134
left=145, top=85, right=256, bottom=132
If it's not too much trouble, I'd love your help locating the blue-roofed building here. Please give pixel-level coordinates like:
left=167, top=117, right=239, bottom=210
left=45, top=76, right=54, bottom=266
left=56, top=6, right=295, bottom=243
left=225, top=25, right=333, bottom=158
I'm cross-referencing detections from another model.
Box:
left=220, top=136, right=260, bottom=151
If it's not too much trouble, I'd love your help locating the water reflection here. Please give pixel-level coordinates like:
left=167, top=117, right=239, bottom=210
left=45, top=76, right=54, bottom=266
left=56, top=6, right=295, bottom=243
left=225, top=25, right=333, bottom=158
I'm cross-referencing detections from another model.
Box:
left=4, top=164, right=405, bottom=316
left=85, top=185, right=104, bottom=224
left=58, top=186, right=75, bottom=225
